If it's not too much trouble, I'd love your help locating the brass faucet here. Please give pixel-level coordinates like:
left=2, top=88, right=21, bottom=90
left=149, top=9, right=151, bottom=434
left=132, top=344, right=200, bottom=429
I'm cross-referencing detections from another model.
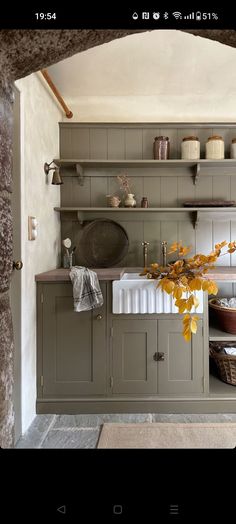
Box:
left=161, top=241, right=168, bottom=267
left=141, top=241, right=149, bottom=268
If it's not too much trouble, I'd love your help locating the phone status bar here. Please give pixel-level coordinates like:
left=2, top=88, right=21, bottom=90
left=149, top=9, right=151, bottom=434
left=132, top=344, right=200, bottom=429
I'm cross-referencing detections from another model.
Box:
left=131, top=11, right=219, bottom=23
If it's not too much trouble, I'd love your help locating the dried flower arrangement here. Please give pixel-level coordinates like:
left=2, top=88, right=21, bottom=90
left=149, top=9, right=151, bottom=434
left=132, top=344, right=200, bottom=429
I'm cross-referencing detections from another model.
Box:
left=117, top=174, right=132, bottom=195
left=141, top=240, right=236, bottom=341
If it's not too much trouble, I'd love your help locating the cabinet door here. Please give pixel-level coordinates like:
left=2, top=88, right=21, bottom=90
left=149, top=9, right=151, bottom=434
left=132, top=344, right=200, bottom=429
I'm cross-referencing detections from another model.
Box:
left=112, top=319, right=157, bottom=394
left=157, top=319, right=204, bottom=395
left=41, top=283, right=106, bottom=397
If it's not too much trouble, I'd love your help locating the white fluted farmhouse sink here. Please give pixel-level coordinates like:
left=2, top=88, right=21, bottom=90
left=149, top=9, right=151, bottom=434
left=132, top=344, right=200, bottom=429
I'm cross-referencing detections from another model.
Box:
left=112, top=273, right=203, bottom=314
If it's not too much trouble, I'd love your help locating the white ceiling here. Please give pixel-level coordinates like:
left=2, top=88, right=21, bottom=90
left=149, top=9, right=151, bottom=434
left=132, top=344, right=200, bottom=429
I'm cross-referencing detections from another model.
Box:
left=47, top=30, right=236, bottom=99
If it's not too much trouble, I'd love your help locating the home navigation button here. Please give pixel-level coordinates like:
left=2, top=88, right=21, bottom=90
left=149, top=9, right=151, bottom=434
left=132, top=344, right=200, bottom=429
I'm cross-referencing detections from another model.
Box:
left=113, top=504, right=123, bottom=515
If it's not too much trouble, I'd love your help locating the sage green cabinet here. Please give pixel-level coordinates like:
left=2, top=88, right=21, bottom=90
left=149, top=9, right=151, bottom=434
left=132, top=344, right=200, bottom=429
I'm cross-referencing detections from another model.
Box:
left=37, top=283, right=107, bottom=397
left=37, top=283, right=204, bottom=403
left=111, top=318, right=204, bottom=396
left=112, top=319, right=158, bottom=394
left=157, top=319, right=204, bottom=395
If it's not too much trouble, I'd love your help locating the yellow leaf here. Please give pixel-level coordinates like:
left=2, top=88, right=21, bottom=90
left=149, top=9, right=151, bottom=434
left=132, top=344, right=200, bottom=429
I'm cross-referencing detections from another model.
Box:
left=193, top=295, right=199, bottom=308
left=175, top=298, right=188, bottom=314
left=202, top=279, right=211, bottom=292
left=189, top=278, right=202, bottom=291
left=207, top=254, right=218, bottom=263
left=183, top=313, right=190, bottom=322
left=183, top=324, right=190, bottom=335
left=173, top=287, right=183, bottom=300
left=151, top=263, right=159, bottom=270
left=185, top=295, right=199, bottom=311
left=182, top=313, right=199, bottom=341
left=186, top=295, right=194, bottom=311
left=182, top=324, right=191, bottom=342
left=168, top=242, right=180, bottom=254
left=173, top=260, right=184, bottom=269
left=215, top=240, right=227, bottom=250
left=161, top=279, right=175, bottom=294
left=228, top=241, right=236, bottom=250
left=190, top=317, right=198, bottom=334
left=178, top=245, right=192, bottom=257
left=209, top=282, right=218, bottom=295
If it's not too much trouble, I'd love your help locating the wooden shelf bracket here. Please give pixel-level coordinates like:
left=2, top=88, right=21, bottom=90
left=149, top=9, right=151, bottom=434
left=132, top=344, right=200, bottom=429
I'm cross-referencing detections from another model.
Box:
left=76, top=163, right=84, bottom=186
left=192, top=163, right=200, bottom=185
left=77, top=211, right=84, bottom=224
left=191, top=211, right=199, bottom=229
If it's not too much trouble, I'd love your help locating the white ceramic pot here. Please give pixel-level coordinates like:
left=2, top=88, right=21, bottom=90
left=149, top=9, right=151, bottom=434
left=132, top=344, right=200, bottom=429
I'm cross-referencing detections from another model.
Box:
left=124, top=193, right=136, bottom=207
left=206, top=136, right=224, bottom=159
left=181, top=136, right=200, bottom=160
left=230, top=140, right=236, bottom=159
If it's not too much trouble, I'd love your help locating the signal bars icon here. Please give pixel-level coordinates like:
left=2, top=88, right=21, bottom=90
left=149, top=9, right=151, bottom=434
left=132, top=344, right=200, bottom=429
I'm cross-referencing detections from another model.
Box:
left=184, top=12, right=195, bottom=19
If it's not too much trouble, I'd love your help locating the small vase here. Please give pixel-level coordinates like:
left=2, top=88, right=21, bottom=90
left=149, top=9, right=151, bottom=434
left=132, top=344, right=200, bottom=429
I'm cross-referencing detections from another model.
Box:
left=124, top=193, right=136, bottom=208
left=106, top=195, right=121, bottom=207
left=63, top=253, right=73, bottom=269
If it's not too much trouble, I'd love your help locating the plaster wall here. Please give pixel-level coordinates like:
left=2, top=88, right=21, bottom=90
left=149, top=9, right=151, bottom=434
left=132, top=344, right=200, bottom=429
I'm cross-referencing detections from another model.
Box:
left=15, top=73, right=61, bottom=432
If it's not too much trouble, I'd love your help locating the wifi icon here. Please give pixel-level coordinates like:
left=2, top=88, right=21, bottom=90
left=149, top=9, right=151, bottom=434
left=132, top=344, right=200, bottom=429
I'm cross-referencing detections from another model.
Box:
left=172, top=11, right=182, bottom=19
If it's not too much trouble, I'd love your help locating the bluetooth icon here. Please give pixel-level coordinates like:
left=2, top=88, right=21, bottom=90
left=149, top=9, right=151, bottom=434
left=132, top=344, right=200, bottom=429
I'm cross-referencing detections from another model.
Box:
left=163, top=12, right=169, bottom=19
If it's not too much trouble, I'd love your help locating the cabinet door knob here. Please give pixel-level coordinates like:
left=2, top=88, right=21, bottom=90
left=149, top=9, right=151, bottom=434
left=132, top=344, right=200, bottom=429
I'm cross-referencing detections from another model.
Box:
left=96, top=314, right=103, bottom=320
left=153, top=352, right=165, bottom=361
left=13, top=260, right=23, bottom=271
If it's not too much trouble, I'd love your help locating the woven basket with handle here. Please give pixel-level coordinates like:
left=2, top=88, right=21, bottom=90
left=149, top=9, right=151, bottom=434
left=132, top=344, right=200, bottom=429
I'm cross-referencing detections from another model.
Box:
left=209, top=342, right=236, bottom=386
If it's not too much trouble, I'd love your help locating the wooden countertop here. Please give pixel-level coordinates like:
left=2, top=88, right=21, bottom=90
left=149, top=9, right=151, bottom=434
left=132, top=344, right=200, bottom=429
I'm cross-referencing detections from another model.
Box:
left=35, top=266, right=236, bottom=282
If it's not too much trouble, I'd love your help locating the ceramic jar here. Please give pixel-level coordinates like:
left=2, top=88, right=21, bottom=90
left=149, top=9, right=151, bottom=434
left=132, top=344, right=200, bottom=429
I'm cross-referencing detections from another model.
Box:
left=124, top=193, right=136, bottom=207
left=206, top=135, right=224, bottom=159
left=230, top=139, right=236, bottom=159
left=153, top=136, right=170, bottom=160
left=181, top=136, right=200, bottom=160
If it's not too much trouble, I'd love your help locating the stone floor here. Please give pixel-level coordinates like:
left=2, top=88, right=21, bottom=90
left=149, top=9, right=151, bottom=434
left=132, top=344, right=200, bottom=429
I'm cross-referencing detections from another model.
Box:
left=15, top=413, right=236, bottom=448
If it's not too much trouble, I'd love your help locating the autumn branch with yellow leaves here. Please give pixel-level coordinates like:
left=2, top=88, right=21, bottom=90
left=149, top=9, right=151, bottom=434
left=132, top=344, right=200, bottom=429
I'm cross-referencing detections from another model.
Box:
left=140, top=240, right=236, bottom=342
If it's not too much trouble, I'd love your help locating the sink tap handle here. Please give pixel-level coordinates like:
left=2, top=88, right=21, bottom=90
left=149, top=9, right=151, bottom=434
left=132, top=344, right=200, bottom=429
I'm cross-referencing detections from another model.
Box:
left=161, top=240, right=168, bottom=266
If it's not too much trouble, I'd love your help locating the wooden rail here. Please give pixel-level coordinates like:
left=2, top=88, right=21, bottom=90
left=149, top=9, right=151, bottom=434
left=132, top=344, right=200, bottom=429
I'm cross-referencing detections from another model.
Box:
left=40, top=69, right=73, bottom=119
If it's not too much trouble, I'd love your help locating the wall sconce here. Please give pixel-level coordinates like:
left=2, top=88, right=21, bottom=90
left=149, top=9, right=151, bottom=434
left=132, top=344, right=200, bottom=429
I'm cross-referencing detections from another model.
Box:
left=44, top=161, right=63, bottom=185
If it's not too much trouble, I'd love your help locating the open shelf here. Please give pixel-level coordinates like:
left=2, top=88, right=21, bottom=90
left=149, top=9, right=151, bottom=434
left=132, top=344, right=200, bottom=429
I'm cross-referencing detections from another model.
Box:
left=54, top=206, right=236, bottom=228
left=54, top=158, right=236, bottom=186
left=54, top=158, right=236, bottom=169
left=209, top=374, right=236, bottom=397
left=209, top=324, right=236, bottom=341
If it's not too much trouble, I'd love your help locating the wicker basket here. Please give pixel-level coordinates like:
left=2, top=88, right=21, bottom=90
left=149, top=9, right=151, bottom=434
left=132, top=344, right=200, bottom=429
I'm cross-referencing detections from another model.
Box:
left=209, top=342, right=236, bottom=386
left=209, top=298, right=236, bottom=334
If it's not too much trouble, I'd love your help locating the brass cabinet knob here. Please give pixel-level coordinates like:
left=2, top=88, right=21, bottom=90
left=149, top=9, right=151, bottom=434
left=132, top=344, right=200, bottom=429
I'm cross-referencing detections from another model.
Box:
left=13, top=260, right=23, bottom=271
left=96, top=314, right=103, bottom=320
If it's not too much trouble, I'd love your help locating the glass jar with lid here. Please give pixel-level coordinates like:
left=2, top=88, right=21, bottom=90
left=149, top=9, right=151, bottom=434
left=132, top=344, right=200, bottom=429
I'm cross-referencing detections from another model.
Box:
left=230, top=138, right=236, bottom=159
left=181, top=136, right=200, bottom=160
left=153, top=136, right=170, bottom=160
left=206, top=135, right=224, bottom=159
